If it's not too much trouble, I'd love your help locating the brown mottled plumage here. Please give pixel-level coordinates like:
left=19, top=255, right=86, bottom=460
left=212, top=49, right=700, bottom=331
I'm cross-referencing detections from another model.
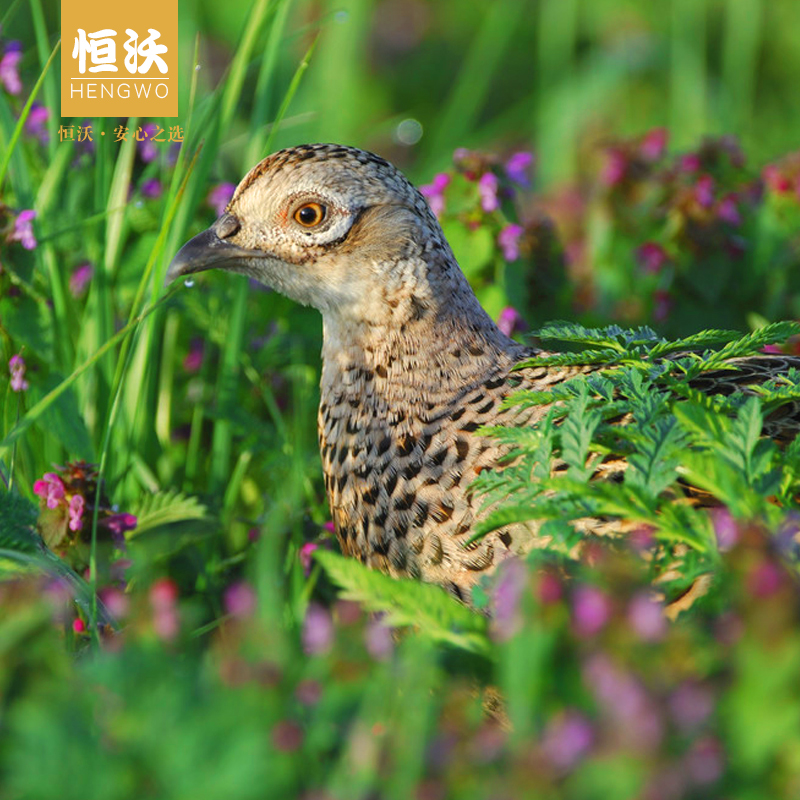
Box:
left=168, top=143, right=800, bottom=601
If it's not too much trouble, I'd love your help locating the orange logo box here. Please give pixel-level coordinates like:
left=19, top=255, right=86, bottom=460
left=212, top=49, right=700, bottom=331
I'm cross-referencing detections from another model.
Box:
left=61, top=0, right=178, bottom=118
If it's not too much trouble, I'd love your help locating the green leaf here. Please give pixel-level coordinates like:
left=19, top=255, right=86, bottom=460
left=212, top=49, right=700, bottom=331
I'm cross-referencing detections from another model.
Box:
left=0, top=491, right=40, bottom=554
left=314, top=550, right=491, bottom=656
left=127, top=489, right=211, bottom=537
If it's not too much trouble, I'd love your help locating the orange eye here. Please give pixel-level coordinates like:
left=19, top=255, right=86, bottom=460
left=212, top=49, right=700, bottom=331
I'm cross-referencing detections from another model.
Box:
left=293, top=202, right=326, bottom=227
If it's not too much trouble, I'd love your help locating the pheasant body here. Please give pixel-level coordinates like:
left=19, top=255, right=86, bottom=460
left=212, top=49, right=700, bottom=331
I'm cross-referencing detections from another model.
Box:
left=168, top=143, right=800, bottom=599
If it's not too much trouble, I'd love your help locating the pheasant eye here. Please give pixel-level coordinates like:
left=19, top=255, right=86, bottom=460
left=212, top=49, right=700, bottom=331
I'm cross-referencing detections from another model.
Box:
left=294, top=202, right=326, bottom=227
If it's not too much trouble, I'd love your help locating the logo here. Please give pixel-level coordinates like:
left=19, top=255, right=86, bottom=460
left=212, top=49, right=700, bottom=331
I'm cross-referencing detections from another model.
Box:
left=61, top=0, right=177, bottom=118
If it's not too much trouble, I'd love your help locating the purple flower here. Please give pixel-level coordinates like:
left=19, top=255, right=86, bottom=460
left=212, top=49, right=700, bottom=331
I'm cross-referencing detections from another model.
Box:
left=747, top=559, right=784, bottom=598
left=207, top=182, right=236, bottom=217
left=601, top=148, right=627, bottom=187
left=8, top=353, right=28, bottom=392
left=541, top=711, right=594, bottom=771
left=478, top=172, right=499, bottom=212
left=711, top=507, right=738, bottom=551
left=571, top=585, right=611, bottom=637
left=635, top=242, right=669, bottom=274
left=694, top=174, right=715, bottom=208
left=224, top=581, right=256, bottom=619
left=490, top=557, right=526, bottom=641
left=716, top=194, right=742, bottom=227
left=182, top=339, right=204, bottom=372
left=9, top=209, right=37, bottom=250
left=0, top=41, right=22, bottom=95
left=504, top=151, right=534, bottom=187
left=679, top=153, right=701, bottom=173
left=303, top=603, right=334, bottom=654
left=141, top=178, right=162, bottom=199
left=24, top=102, right=49, bottom=143
left=668, top=681, right=715, bottom=733
left=639, top=128, right=668, bottom=162
left=33, top=472, right=66, bottom=509
left=420, top=173, right=450, bottom=218
left=365, top=614, right=394, bottom=660
left=69, top=262, right=93, bottom=298
left=584, top=654, right=664, bottom=752
left=138, top=124, right=158, bottom=163
left=654, top=289, right=672, bottom=322
left=627, top=592, right=667, bottom=642
left=68, top=494, right=85, bottom=532
left=498, top=224, right=524, bottom=262
left=497, top=306, right=525, bottom=337
left=299, top=542, right=319, bottom=576
left=105, top=512, right=138, bottom=536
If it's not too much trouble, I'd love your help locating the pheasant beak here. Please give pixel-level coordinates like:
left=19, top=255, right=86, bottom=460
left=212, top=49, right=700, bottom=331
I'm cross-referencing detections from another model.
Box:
left=167, top=213, right=257, bottom=283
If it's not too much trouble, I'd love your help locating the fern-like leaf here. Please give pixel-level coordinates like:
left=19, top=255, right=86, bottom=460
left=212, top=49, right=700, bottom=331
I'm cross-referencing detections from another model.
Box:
left=314, top=550, right=491, bottom=656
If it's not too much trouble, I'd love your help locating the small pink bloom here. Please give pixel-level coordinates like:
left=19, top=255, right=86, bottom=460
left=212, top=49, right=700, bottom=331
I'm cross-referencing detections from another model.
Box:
left=299, top=542, right=319, bottom=576
left=639, top=128, right=668, bottom=162
left=150, top=578, right=179, bottom=609
left=654, top=289, right=672, bottom=322
left=182, top=339, right=204, bottom=372
left=271, top=720, right=303, bottom=752
left=716, top=194, right=741, bottom=226
left=497, top=306, right=525, bottom=337
left=490, top=558, right=526, bottom=641
left=69, top=262, right=93, bottom=297
left=207, top=182, right=236, bottom=217
left=105, top=512, right=138, bottom=536
left=33, top=472, right=66, bottom=509
left=302, top=602, right=334, bottom=655
left=99, top=587, right=130, bottom=619
left=224, top=581, right=256, bottom=619
left=478, top=172, right=499, bottom=212
left=541, top=711, right=594, bottom=771
left=72, top=618, right=87, bottom=634
left=601, top=148, right=627, bottom=187
left=694, top=174, right=715, bottom=208
left=9, top=209, right=37, bottom=250
left=504, top=151, right=534, bottom=187
left=365, top=615, right=394, bottom=660
left=24, top=102, right=49, bottom=143
left=0, top=42, right=22, bottom=95
left=8, top=353, right=29, bottom=392
left=627, top=592, right=667, bottom=642
left=420, top=173, right=450, bottom=217
left=679, top=153, right=701, bottom=173
left=762, top=164, right=794, bottom=194
left=68, top=494, right=85, bottom=532
left=497, top=223, right=524, bottom=262
left=747, top=560, right=784, bottom=598
left=572, top=585, right=611, bottom=637
left=711, top=507, right=738, bottom=551
left=635, top=242, right=668, bottom=274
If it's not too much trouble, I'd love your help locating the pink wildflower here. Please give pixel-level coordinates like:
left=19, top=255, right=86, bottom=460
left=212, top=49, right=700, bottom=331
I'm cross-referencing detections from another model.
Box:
left=601, top=148, right=627, bottom=187
left=141, top=178, right=162, bottom=199
left=224, top=581, right=256, bottom=619
left=498, top=223, right=524, bottom=261
left=72, top=618, right=87, bottom=634
left=299, top=542, right=319, bottom=576
left=497, top=306, right=525, bottom=337
left=627, top=592, right=667, bottom=642
left=0, top=41, right=22, bottom=95
left=694, top=174, right=715, bottom=208
left=478, top=172, right=499, bottom=212
left=207, top=182, right=236, bottom=216
left=33, top=472, right=66, bottom=509
left=635, top=242, right=669, bottom=274
left=24, top=102, right=49, bottom=143
left=420, top=173, right=450, bottom=217
left=9, top=209, right=37, bottom=250
left=8, top=353, right=28, bottom=392
left=717, top=194, right=742, bottom=226
left=639, top=127, right=668, bottom=162
left=302, top=603, right=334, bottom=655
left=69, top=262, right=93, bottom=297
left=571, top=585, right=611, bottom=637
left=504, top=151, right=534, bottom=187
left=679, top=153, right=701, bottom=173
left=68, top=494, right=85, bottom=532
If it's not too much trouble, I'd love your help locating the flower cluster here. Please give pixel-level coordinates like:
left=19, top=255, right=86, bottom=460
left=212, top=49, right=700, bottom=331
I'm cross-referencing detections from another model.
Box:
left=8, top=353, right=28, bottom=392
left=31, top=461, right=138, bottom=561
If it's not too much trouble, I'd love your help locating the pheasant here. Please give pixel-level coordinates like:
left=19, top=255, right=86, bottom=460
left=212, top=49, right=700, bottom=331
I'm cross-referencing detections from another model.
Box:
left=168, top=143, right=799, bottom=602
